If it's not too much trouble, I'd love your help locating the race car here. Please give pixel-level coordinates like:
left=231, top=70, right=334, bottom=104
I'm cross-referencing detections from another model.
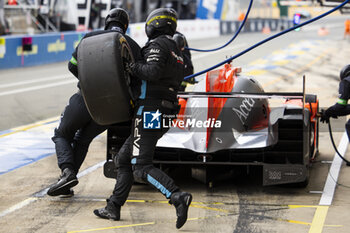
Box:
left=76, top=31, right=318, bottom=187
left=105, top=63, right=319, bottom=187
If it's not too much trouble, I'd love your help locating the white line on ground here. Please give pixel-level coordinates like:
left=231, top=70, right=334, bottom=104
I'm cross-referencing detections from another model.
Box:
left=76, top=161, right=104, bottom=179
left=0, top=75, right=69, bottom=89
left=0, top=197, right=37, bottom=217
left=0, top=80, right=77, bottom=97
left=319, top=132, right=349, bottom=206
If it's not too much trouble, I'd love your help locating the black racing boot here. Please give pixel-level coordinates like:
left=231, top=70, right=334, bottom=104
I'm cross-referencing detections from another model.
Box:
left=170, top=192, right=192, bottom=229
left=47, top=168, right=78, bottom=196
left=93, top=199, right=121, bottom=220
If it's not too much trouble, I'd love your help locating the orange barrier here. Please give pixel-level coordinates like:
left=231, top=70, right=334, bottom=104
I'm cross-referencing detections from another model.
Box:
left=262, top=26, right=271, bottom=34
left=345, top=19, right=350, bottom=38
left=238, top=12, right=245, bottom=22
left=318, top=27, right=329, bottom=36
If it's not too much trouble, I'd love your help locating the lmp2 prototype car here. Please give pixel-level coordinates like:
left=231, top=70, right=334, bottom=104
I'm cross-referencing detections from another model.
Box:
left=105, top=63, right=319, bottom=187
left=76, top=32, right=318, bottom=187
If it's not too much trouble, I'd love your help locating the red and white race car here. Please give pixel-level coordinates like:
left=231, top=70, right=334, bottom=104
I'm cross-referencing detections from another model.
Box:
left=106, top=63, right=319, bottom=187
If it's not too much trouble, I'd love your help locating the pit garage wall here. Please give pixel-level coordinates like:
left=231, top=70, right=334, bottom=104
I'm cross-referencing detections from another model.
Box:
left=0, top=32, right=85, bottom=69
left=0, top=18, right=292, bottom=70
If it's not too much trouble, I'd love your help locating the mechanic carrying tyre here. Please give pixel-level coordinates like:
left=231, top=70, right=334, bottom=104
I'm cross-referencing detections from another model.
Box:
left=47, top=8, right=142, bottom=197
left=320, top=64, right=350, bottom=139
left=93, top=8, right=193, bottom=229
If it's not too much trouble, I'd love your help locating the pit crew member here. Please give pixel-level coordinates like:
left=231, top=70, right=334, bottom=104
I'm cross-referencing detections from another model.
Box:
left=47, top=8, right=141, bottom=197
left=321, top=64, right=350, bottom=140
left=93, top=8, right=193, bottom=229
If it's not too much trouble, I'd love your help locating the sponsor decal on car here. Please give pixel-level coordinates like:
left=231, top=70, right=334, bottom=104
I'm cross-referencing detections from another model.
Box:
left=232, top=97, right=255, bottom=124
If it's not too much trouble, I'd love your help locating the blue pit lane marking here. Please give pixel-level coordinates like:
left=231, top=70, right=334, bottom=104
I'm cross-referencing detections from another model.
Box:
left=0, top=119, right=59, bottom=175
left=0, top=152, right=53, bottom=175
left=262, top=65, right=277, bottom=70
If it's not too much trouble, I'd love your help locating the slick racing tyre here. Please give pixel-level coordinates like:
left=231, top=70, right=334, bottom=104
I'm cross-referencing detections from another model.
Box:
left=78, top=32, right=134, bottom=125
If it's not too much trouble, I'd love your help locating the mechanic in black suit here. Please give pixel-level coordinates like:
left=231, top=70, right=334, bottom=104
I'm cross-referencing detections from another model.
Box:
left=173, top=31, right=195, bottom=91
left=321, top=64, right=350, bottom=140
left=47, top=8, right=142, bottom=197
left=93, top=8, right=192, bottom=229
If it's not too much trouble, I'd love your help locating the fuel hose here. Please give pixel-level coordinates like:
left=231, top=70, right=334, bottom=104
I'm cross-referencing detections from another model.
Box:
left=328, top=120, right=350, bottom=166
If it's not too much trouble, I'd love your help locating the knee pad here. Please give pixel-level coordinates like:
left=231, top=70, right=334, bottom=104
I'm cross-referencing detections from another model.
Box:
left=132, top=164, right=153, bottom=184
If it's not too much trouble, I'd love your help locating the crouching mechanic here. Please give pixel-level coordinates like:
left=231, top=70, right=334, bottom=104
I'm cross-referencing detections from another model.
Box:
left=93, top=8, right=193, bottom=229
left=321, top=64, right=350, bottom=140
left=47, top=8, right=141, bottom=196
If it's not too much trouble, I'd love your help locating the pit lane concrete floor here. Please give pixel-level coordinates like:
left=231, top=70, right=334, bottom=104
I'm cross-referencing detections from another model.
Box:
left=1, top=16, right=350, bottom=232
left=0, top=131, right=349, bottom=233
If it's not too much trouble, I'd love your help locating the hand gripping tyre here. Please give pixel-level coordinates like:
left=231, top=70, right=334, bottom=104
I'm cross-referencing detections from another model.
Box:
left=78, top=32, right=135, bottom=125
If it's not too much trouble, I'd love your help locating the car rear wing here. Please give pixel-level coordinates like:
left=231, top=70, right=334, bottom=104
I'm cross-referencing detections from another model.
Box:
left=177, top=91, right=304, bottom=99
left=178, top=75, right=309, bottom=129
left=179, top=74, right=306, bottom=98
left=178, top=75, right=307, bottom=107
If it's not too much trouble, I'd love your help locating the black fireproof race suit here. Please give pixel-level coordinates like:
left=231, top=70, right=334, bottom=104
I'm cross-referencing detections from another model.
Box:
left=324, top=76, right=350, bottom=140
left=52, top=27, right=141, bottom=174
left=109, top=35, right=184, bottom=206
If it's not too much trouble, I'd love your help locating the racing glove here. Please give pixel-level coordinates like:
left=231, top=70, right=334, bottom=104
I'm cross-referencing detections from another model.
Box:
left=320, top=109, right=330, bottom=124
left=320, top=108, right=339, bottom=123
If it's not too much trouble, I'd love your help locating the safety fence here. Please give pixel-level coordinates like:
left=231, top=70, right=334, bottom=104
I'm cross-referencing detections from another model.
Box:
left=0, top=18, right=291, bottom=70
left=220, top=18, right=294, bottom=35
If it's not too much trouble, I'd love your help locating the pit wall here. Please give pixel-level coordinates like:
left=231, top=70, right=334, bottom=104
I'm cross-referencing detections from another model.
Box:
left=0, top=18, right=292, bottom=70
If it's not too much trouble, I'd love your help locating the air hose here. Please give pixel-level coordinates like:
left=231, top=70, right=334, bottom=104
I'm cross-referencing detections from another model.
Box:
left=184, top=0, right=350, bottom=81
left=327, top=120, right=350, bottom=166
left=185, top=0, right=253, bottom=52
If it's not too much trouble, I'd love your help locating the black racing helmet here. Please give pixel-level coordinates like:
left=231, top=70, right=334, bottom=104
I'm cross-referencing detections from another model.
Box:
left=145, top=8, right=178, bottom=39
left=340, top=64, right=350, bottom=80
left=104, top=8, right=129, bottom=32
left=173, top=33, right=185, bottom=50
